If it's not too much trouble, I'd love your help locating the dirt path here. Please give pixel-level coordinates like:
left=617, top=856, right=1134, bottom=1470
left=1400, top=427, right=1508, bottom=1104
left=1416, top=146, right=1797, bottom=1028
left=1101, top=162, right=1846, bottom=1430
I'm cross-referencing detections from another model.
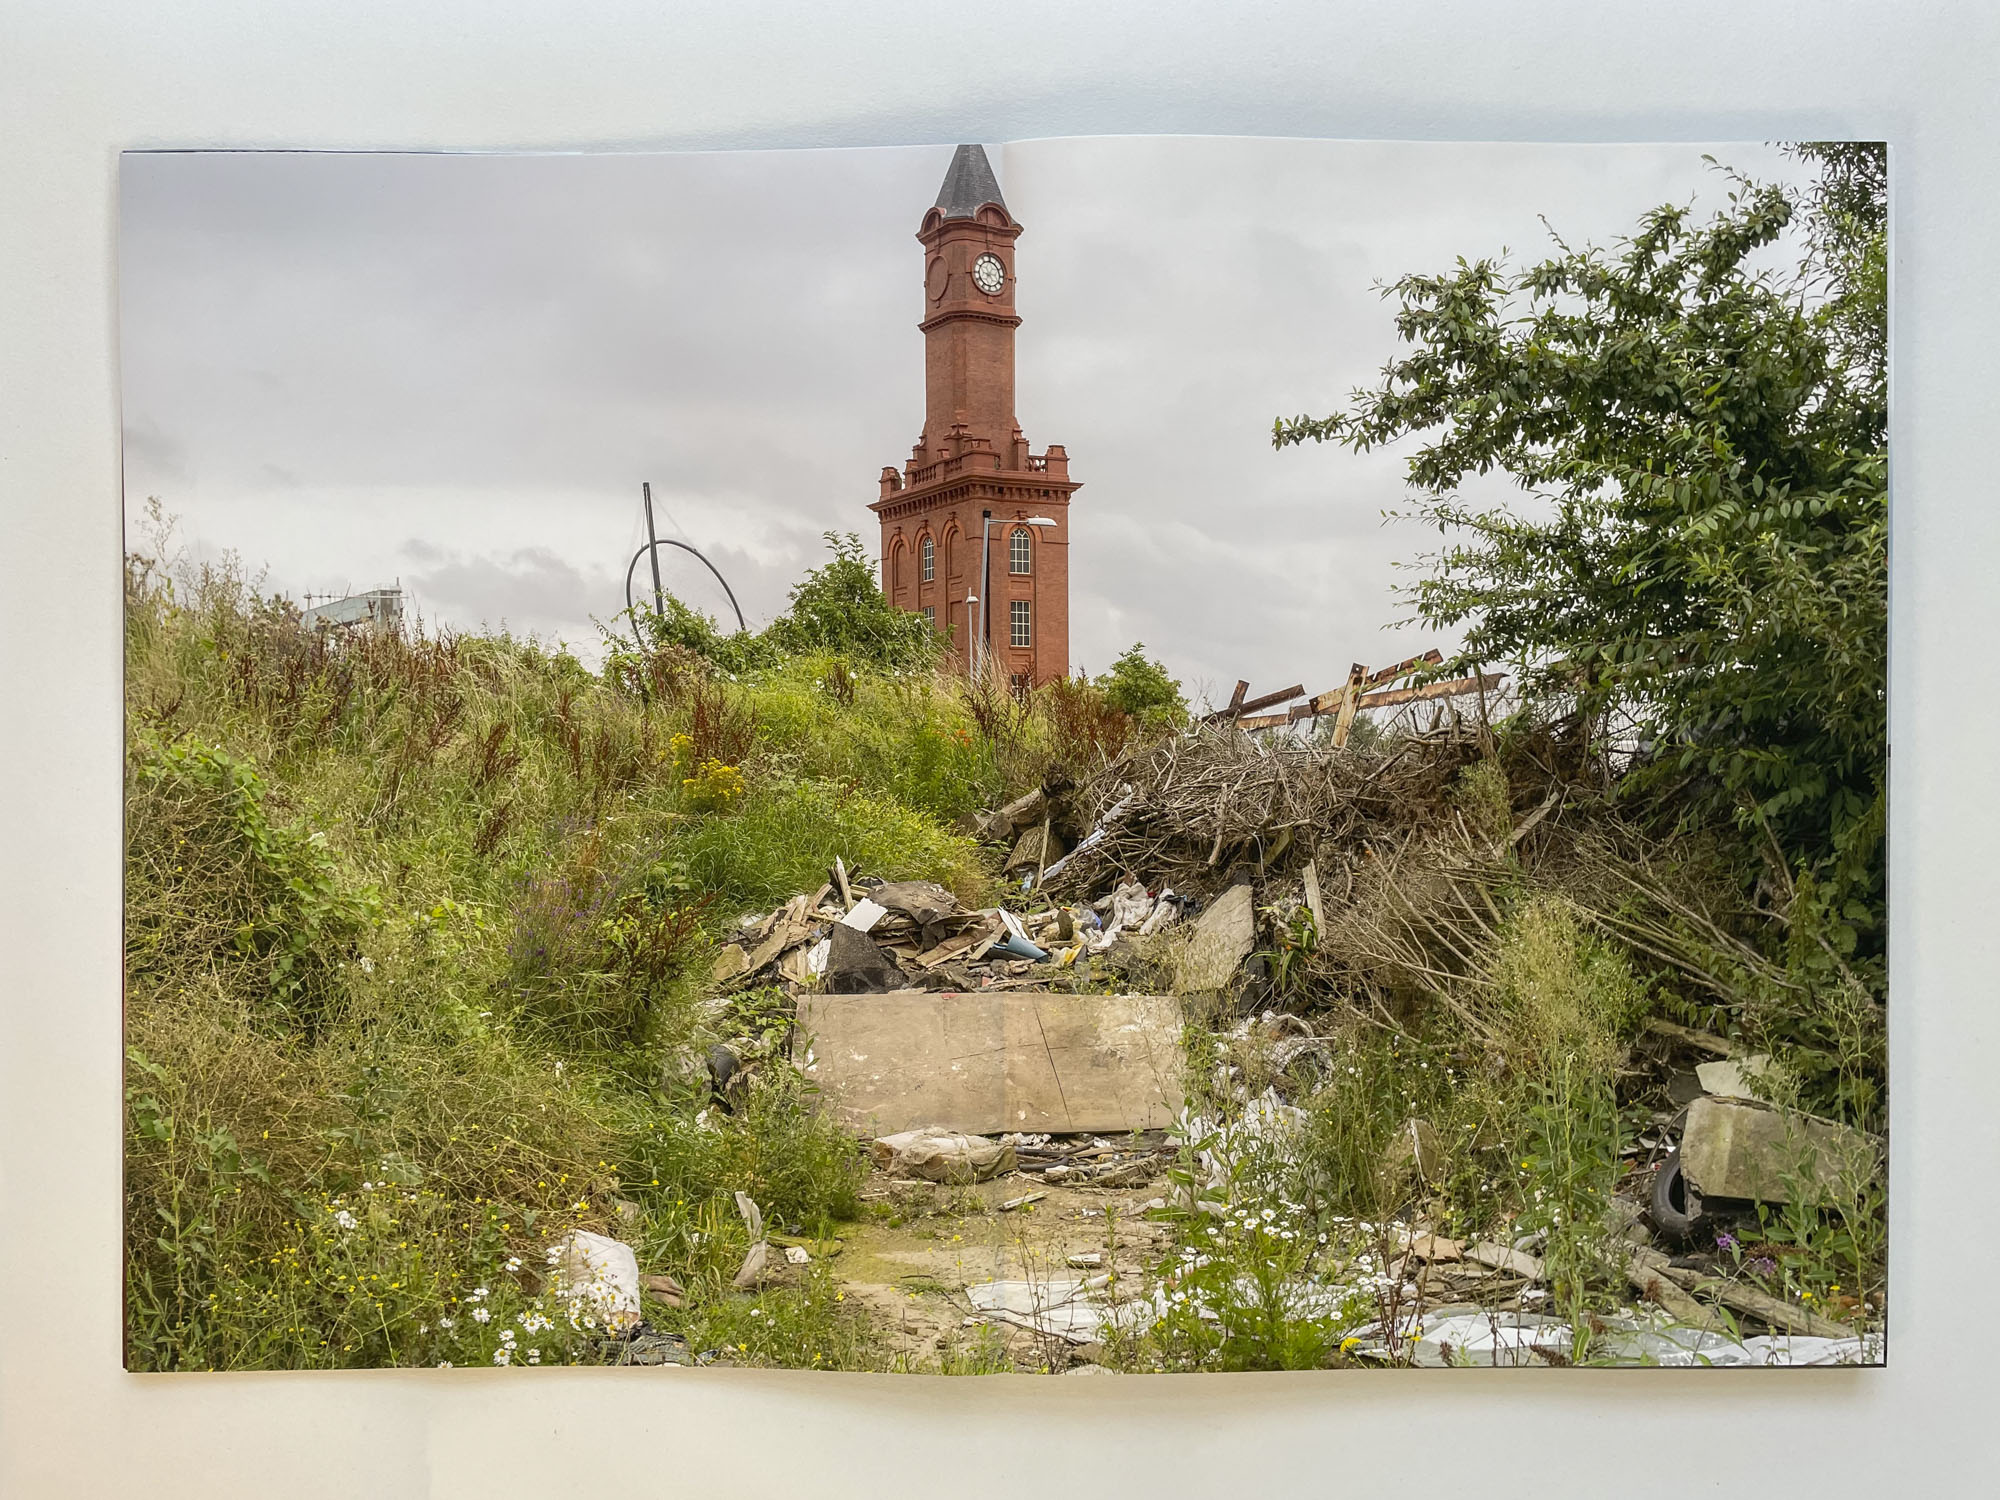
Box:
left=829, top=1166, right=1177, bottom=1371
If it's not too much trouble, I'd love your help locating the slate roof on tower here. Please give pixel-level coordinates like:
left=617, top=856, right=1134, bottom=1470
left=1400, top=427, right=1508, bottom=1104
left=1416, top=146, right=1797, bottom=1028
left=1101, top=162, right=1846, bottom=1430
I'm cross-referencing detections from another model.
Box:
left=932, top=144, right=1009, bottom=220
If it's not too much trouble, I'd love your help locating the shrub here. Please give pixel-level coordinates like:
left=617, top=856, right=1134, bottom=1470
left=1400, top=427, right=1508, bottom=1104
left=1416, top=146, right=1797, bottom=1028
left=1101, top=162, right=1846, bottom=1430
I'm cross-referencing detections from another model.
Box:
left=1097, top=642, right=1186, bottom=728
left=765, top=532, right=941, bottom=670
left=1484, top=896, right=1647, bottom=1081
left=126, top=731, right=375, bottom=1039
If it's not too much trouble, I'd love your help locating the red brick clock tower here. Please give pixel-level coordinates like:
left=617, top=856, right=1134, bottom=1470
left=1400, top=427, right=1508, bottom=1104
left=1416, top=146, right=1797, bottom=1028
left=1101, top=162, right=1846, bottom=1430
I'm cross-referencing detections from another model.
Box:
left=871, top=144, right=1078, bottom=687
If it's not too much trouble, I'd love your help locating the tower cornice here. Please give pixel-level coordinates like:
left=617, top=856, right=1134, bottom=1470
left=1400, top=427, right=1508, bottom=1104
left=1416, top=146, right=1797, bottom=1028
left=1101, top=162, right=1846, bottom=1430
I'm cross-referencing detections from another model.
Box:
left=917, top=308, right=1023, bottom=334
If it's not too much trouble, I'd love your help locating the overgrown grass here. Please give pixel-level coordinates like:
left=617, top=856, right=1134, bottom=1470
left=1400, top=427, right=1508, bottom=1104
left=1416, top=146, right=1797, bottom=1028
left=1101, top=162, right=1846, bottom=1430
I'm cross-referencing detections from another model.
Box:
left=121, top=535, right=1074, bottom=1371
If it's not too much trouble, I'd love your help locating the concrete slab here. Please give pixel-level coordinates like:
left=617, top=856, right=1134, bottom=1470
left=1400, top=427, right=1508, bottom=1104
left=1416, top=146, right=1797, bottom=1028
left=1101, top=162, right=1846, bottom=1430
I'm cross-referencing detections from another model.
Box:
left=1680, top=1095, right=1882, bottom=1205
left=795, top=989, right=1185, bottom=1136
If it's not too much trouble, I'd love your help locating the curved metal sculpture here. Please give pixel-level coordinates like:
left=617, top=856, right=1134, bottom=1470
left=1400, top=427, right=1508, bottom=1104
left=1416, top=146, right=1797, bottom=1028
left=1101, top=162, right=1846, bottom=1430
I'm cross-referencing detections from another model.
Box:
left=624, top=537, right=748, bottom=634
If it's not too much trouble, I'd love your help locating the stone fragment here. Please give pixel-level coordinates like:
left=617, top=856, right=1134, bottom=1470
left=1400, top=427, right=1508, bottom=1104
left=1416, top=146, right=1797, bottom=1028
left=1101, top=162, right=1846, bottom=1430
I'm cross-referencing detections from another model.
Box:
left=1679, top=1096, right=1881, bottom=1207
left=1179, top=884, right=1257, bottom=990
left=870, top=1127, right=1017, bottom=1184
left=822, top=921, right=907, bottom=993
left=1005, top=823, right=1066, bottom=873
left=1695, top=1053, right=1785, bottom=1102
left=1464, top=1241, right=1544, bottom=1280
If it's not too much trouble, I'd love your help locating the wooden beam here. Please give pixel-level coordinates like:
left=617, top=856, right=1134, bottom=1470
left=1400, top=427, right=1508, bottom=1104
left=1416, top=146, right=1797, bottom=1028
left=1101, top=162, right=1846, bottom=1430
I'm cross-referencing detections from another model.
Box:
left=1331, top=663, right=1366, bottom=748
left=1364, top=648, right=1444, bottom=688
left=1199, top=682, right=1306, bottom=724
left=1234, top=672, right=1506, bottom=731
left=1354, top=672, right=1505, bottom=712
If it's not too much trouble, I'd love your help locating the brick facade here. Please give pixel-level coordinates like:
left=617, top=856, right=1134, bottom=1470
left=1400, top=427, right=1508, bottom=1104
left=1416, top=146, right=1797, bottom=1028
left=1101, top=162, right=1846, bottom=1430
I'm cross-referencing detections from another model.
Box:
left=870, top=145, right=1078, bottom=686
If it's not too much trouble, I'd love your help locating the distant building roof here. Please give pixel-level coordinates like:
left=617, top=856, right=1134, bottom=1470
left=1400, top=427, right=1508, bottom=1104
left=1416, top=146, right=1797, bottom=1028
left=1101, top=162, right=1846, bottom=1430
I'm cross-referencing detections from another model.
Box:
left=932, top=144, right=1008, bottom=221
left=300, top=588, right=403, bottom=631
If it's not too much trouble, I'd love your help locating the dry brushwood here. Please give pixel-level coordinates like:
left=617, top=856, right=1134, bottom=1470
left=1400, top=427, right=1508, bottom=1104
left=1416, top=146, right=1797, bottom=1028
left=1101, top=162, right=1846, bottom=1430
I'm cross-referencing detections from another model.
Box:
left=1051, top=724, right=1485, bottom=898
left=1049, top=719, right=1786, bottom=1039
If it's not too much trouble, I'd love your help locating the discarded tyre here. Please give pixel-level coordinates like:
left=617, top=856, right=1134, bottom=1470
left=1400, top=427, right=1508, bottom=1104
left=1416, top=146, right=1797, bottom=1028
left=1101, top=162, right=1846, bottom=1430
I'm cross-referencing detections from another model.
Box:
left=1649, top=1147, right=1708, bottom=1248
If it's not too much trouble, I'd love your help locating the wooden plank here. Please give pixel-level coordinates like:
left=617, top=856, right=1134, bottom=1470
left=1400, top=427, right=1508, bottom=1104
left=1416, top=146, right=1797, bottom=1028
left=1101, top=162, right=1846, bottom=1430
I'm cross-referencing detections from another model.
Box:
left=1364, top=648, right=1444, bottom=687
left=1331, top=663, right=1366, bottom=748
left=795, top=990, right=1186, bottom=1137
left=1235, top=670, right=1506, bottom=731
left=1200, top=682, right=1306, bottom=724
left=1353, top=672, right=1505, bottom=712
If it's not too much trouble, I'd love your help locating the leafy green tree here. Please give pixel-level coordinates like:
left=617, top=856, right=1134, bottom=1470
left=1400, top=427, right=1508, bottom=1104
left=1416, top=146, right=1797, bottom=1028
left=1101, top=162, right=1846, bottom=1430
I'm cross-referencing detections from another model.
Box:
left=766, top=532, right=941, bottom=671
left=1099, top=643, right=1187, bottom=728
left=1275, top=149, right=1887, bottom=972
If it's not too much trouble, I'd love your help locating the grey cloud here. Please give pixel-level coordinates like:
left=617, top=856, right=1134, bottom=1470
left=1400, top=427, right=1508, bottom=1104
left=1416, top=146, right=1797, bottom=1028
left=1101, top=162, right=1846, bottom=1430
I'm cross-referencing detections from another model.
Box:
left=121, top=138, right=1810, bottom=686
left=405, top=547, right=613, bottom=635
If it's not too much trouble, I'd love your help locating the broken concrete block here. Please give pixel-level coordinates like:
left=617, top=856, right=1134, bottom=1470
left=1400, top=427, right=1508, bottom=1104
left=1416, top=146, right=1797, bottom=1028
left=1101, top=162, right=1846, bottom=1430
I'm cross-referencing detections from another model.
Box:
left=1680, top=1096, right=1881, bottom=1206
left=1005, top=823, right=1065, bottom=873
left=797, top=989, right=1185, bottom=1136
left=982, top=787, right=1049, bottom=841
left=823, top=922, right=906, bottom=993
left=870, top=1127, right=1017, bottom=1184
left=1465, top=1241, right=1543, bottom=1280
left=1179, top=883, right=1257, bottom=990
left=1695, top=1052, right=1785, bottom=1102
left=710, top=944, right=751, bottom=985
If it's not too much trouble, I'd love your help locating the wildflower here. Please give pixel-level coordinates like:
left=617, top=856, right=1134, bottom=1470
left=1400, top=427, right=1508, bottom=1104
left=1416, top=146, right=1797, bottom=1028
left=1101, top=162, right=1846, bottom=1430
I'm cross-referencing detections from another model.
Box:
left=437, top=1361, right=453, bottom=1369
left=526, top=1349, right=541, bottom=1365
left=492, top=1349, right=511, bottom=1366
left=472, top=1308, right=491, bottom=1324
left=333, top=1209, right=358, bottom=1231
left=1716, top=1233, right=1739, bottom=1252
left=438, top=1317, right=455, bottom=1330
left=505, top=1257, right=523, bottom=1273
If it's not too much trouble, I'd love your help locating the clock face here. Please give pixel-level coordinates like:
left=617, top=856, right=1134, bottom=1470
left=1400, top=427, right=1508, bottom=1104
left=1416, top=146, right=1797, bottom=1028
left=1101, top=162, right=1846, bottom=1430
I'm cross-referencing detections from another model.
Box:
left=972, top=252, right=1005, bottom=296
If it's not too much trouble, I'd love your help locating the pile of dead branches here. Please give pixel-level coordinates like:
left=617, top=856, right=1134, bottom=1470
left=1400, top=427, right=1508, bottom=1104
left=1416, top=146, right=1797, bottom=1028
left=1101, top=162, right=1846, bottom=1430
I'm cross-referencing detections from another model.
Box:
left=1051, top=723, right=1484, bottom=900
left=1042, top=717, right=1789, bottom=1043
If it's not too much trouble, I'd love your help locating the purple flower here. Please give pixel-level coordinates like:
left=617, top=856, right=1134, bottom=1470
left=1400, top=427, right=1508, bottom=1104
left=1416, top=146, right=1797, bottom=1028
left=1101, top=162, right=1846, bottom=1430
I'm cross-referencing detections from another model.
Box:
left=1748, top=1256, right=1777, bottom=1276
left=1715, top=1232, right=1739, bottom=1251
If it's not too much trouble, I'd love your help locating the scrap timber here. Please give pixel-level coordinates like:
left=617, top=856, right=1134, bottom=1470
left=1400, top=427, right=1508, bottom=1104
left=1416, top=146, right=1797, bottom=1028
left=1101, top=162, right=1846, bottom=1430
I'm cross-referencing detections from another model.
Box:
left=1213, top=650, right=1506, bottom=742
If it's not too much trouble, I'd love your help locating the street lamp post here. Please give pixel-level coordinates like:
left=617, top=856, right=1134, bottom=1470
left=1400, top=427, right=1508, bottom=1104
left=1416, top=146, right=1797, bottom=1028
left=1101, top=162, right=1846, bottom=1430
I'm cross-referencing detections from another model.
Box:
left=975, top=513, right=1057, bottom=680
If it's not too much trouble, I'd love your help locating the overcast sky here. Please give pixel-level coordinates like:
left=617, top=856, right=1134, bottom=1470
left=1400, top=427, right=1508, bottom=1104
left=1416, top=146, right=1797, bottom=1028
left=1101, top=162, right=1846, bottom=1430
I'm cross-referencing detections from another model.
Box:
left=120, top=137, right=1809, bottom=706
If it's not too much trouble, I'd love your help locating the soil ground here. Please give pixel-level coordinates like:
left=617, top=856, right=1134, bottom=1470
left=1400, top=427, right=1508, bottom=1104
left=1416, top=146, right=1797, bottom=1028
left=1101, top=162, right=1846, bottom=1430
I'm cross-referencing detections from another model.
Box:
left=828, top=1162, right=1176, bottom=1371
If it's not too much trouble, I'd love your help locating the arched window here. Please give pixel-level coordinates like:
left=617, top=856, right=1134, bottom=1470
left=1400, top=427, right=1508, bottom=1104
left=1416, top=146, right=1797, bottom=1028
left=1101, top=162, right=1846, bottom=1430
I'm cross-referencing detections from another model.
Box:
left=941, top=525, right=959, bottom=579
left=1009, top=526, right=1032, bottom=575
left=889, top=540, right=906, bottom=596
left=920, top=533, right=935, bottom=583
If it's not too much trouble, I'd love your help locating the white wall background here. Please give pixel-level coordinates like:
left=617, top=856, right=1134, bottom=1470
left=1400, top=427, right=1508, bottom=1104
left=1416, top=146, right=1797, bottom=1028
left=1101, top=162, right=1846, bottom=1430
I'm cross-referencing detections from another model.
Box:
left=2, top=3, right=1991, bottom=1496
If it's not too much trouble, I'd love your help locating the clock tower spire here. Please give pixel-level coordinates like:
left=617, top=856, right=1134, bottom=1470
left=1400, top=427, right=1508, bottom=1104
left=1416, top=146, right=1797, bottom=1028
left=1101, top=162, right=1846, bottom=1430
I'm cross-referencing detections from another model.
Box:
left=871, top=144, right=1079, bottom=688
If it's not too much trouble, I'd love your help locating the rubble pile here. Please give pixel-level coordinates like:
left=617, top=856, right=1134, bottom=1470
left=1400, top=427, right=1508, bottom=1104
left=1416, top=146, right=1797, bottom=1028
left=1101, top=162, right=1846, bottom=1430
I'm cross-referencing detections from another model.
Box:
left=660, top=718, right=1884, bottom=1369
